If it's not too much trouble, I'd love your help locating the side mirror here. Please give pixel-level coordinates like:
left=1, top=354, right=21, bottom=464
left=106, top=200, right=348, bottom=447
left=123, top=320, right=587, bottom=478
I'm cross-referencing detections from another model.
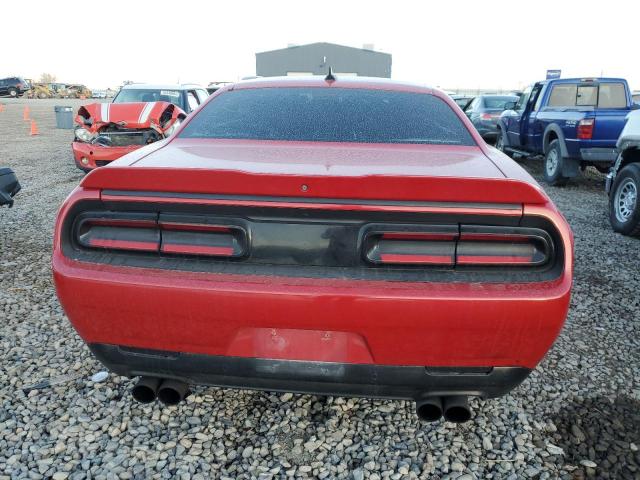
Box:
left=0, top=168, right=21, bottom=207
left=503, top=101, right=517, bottom=111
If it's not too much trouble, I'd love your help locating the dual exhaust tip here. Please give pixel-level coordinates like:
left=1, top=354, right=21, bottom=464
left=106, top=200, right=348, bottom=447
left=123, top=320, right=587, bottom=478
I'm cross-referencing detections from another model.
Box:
left=416, top=396, right=472, bottom=423
left=132, top=377, right=471, bottom=422
left=131, top=377, right=189, bottom=406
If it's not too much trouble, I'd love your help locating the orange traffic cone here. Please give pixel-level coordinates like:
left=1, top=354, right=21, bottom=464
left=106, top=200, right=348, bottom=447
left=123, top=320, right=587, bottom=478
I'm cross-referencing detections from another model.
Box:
left=23, top=106, right=30, bottom=120
left=30, top=120, right=39, bottom=136
left=0, top=104, right=4, bottom=112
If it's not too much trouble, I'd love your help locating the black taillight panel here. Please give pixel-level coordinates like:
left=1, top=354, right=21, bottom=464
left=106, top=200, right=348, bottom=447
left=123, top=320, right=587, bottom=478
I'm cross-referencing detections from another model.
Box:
left=63, top=199, right=563, bottom=283
left=456, top=225, right=553, bottom=268
left=73, top=212, right=248, bottom=259
left=360, top=224, right=554, bottom=270
left=361, top=224, right=458, bottom=266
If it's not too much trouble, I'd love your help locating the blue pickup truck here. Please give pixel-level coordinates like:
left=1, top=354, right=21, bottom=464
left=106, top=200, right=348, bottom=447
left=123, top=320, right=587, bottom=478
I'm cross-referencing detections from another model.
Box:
left=496, top=78, right=635, bottom=185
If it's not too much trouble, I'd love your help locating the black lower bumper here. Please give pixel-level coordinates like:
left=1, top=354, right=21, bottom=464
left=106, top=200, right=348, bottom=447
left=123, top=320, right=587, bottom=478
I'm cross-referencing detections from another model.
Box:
left=90, top=344, right=531, bottom=401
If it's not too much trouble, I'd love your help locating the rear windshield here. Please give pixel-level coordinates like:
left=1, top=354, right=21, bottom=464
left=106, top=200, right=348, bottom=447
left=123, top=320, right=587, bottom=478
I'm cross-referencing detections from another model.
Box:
left=114, top=89, right=183, bottom=108
left=482, top=96, right=519, bottom=109
left=547, top=82, right=627, bottom=108
left=179, top=87, right=475, bottom=145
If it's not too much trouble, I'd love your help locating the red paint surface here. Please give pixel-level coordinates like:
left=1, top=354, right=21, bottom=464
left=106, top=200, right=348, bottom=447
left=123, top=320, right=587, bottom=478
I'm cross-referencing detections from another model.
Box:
left=72, top=142, right=141, bottom=170
left=53, top=78, right=574, bottom=372
left=53, top=188, right=573, bottom=369
left=379, top=254, right=454, bottom=265
left=226, top=328, right=374, bottom=364
left=456, top=255, right=533, bottom=265
left=88, top=238, right=158, bottom=252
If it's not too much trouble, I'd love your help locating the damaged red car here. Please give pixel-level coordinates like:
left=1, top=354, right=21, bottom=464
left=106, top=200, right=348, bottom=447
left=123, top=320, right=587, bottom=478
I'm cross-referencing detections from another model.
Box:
left=53, top=76, right=573, bottom=422
left=72, top=84, right=208, bottom=171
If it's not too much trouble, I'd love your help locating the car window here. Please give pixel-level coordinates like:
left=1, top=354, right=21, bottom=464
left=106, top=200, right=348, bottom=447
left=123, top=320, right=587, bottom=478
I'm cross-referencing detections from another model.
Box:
left=187, top=92, right=199, bottom=111
left=548, top=84, right=578, bottom=107
left=598, top=83, right=627, bottom=108
left=113, top=88, right=183, bottom=108
left=515, top=86, right=532, bottom=111
left=483, top=96, right=519, bottom=109
left=548, top=82, right=627, bottom=108
left=454, top=97, right=471, bottom=109
left=534, top=87, right=545, bottom=111
left=468, top=98, right=480, bottom=111
left=180, top=87, right=476, bottom=146
left=576, top=85, right=598, bottom=106
left=195, top=89, right=209, bottom=103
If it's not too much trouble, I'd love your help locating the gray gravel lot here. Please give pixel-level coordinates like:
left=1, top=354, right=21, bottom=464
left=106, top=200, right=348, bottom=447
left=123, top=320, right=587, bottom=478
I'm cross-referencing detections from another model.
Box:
left=0, top=99, right=639, bottom=479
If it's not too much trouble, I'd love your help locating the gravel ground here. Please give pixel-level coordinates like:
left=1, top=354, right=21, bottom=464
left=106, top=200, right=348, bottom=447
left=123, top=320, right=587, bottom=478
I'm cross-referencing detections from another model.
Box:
left=0, top=98, right=639, bottom=480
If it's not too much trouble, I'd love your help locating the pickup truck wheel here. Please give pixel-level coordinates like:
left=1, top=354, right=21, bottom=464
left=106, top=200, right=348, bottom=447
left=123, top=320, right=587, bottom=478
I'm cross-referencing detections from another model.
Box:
left=494, top=129, right=510, bottom=156
left=609, top=163, right=640, bottom=237
left=543, top=140, right=569, bottom=186
left=8, top=88, right=18, bottom=98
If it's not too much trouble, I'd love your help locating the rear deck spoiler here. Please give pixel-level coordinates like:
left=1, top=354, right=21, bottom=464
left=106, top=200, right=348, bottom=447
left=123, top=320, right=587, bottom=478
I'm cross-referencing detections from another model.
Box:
left=81, top=167, right=549, bottom=205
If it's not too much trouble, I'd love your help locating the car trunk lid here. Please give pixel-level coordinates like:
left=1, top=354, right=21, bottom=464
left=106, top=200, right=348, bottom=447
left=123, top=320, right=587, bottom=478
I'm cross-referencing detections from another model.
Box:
left=83, top=139, right=547, bottom=204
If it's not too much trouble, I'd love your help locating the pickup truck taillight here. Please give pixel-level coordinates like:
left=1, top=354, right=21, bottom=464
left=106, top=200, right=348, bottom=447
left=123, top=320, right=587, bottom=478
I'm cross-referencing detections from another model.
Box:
left=577, top=119, right=595, bottom=140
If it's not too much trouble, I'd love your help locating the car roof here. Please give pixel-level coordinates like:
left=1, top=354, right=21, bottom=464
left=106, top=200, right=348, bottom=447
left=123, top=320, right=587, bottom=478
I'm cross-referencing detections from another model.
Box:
left=228, top=75, right=436, bottom=95
left=542, top=77, right=627, bottom=85
left=121, top=83, right=205, bottom=91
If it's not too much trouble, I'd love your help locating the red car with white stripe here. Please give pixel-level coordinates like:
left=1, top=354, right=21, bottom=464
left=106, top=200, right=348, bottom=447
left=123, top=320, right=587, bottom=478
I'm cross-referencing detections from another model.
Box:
left=72, top=84, right=209, bottom=171
left=53, top=76, right=573, bottom=422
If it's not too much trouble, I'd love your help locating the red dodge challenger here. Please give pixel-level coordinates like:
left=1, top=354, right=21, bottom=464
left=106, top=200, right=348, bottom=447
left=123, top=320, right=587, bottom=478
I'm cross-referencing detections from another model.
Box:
left=53, top=76, right=573, bottom=422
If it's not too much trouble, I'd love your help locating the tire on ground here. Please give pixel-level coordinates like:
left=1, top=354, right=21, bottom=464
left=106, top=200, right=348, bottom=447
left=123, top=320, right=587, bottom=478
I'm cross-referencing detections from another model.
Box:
left=609, top=163, right=640, bottom=237
left=495, top=128, right=511, bottom=157
left=543, top=139, right=569, bottom=186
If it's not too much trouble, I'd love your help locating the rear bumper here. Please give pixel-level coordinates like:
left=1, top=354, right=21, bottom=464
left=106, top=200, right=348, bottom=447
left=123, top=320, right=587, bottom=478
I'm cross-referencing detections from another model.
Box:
left=90, top=343, right=531, bottom=400
left=579, top=147, right=618, bottom=163
left=53, top=251, right=571, bottom=372
left=72, top=142, right=141, bottom=171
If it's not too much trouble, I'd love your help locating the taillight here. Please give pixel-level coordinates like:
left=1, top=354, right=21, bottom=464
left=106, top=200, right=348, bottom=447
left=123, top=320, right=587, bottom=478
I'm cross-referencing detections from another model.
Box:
left=158, top=219, right=246, bottom=257
left=77, top=217, right=159, bottom=252
left=480, top=113, right=493, bottom=120
left=362, top=225, right=552, bottom=268
left=456, top=228, right=550, bottom=266
left=75, top=214, right=247, bottom=258
left=577, top=119, right=594, bottom=139
left=363, top=225, right=457, bottom=266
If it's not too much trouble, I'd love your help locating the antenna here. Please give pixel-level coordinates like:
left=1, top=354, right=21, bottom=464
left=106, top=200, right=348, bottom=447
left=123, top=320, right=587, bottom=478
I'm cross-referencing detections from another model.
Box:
left=324, top=67, right=336, bottom=82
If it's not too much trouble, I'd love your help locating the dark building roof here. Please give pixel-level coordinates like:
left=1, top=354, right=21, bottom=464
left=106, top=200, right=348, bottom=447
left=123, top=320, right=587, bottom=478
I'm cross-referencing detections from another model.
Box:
left=255, top=42, right=392, bottom=78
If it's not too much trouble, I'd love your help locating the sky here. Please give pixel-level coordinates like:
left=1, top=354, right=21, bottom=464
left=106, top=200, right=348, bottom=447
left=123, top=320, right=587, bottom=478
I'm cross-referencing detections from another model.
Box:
left=2, top=0, right=639, bottom=91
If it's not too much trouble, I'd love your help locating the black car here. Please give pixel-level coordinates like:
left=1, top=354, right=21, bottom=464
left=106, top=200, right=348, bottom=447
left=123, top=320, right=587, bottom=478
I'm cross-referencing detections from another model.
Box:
left=0, top=77, right=30, bottom=98
left=0, top=168, right=20, bottom=207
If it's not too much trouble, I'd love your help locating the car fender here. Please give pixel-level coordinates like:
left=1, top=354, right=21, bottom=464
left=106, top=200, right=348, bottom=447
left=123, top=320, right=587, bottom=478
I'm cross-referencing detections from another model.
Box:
left=542, top=124, right=570, bottom=157
left=543, top=124, right=580, bottom=177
